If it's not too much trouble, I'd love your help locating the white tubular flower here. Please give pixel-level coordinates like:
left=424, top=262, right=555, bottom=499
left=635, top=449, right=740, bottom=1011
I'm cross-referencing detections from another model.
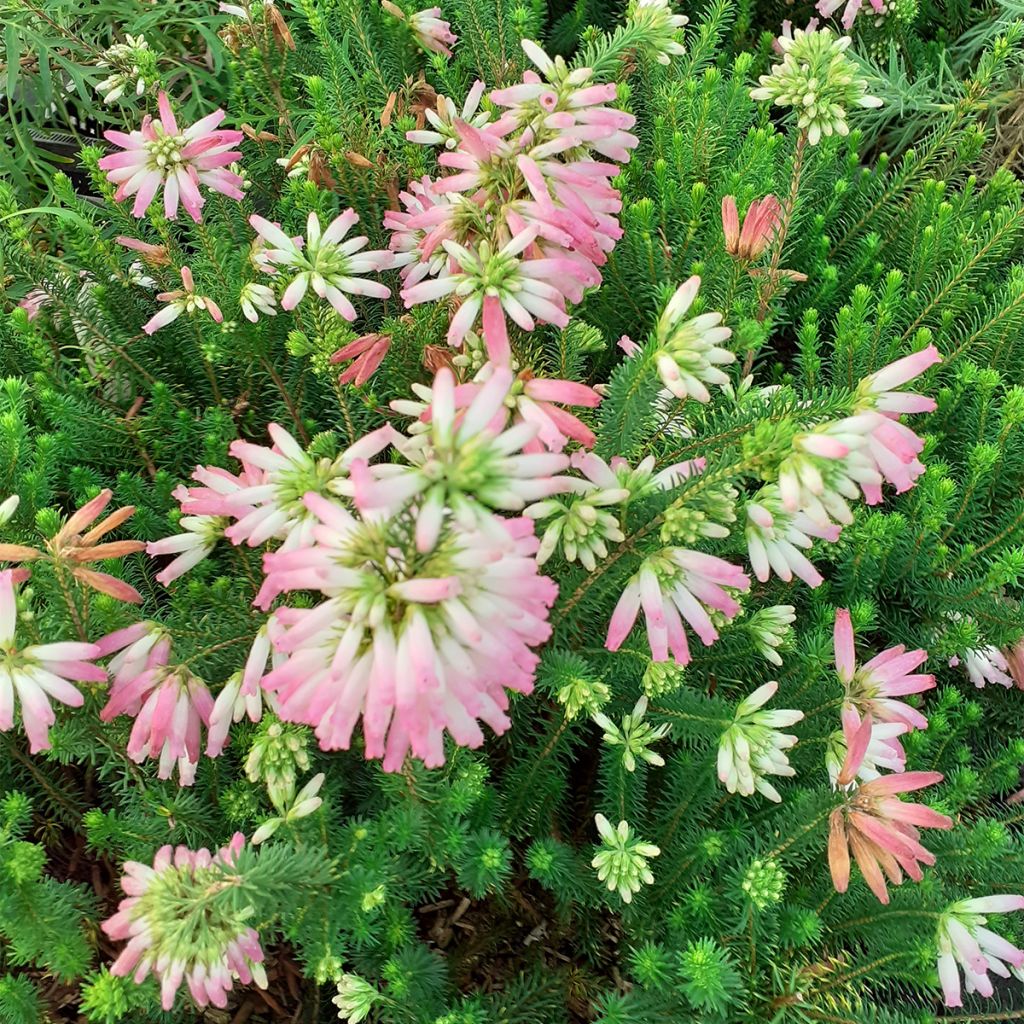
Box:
left=592, top=696, right=670, bottom=771
left=745, top=484, right=841, bottom=588
left=717, top=681, right=803, bottom=801
left=747, top=605, right=796, bottom=666
left=591, top=814, right=660, bottom=903
left=332, top=974, right=379, bottom=1022
left=0, top=495, right=19, bottom=527
left=252, top=771, right=325, bottom=844
left=653, top=276, right=734, bottom=403
left=825, top=707, right=908, bottom=787
left=239, top=282, right=277, bottom=322
left=407, top=81, right=490, bottom=148
left=628, top=0, right=688, bottom=64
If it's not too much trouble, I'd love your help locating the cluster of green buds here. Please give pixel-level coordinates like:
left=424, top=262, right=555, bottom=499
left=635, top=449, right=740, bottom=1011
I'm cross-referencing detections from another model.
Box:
left=626, top=0, right=688, bottom=64
left=556, top=671, right=611, bottom=719
left=660, top=480, right=738, bottom=545
left=750, top=29, right=882, bottom=145
left=741, top=857, right=786, bottom=910
left=95, top=34, right=156, bottom=104
left=591, top=814, right=660, bottom=903
left=527, top=488, right=627, bottom=570
left=592, top=696, right=670, bottom=772
left=245, top=717, right=312, bottom=811
left=642, top=658, right=687, bottom=697
left=746, top=605, right=796, bottom=666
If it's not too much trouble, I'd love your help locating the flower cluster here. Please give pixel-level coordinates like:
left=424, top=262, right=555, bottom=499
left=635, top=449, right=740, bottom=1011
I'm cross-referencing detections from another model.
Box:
left=717, top=681, right=803, bottom=802
left=391, top=36, right=644, bottom=362
left=102, top=834, right=267, bottom=1010
left=750, top=28, right=882, bottom=145
left=591, top=814, right=660, bottom=902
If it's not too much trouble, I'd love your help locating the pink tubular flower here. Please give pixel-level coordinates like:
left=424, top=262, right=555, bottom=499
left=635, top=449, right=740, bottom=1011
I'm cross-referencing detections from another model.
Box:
left=103, top=833, right=266, bottom=1010
left=605, top=548, right=750, bottom=664
left=937, top=895, right=1024, bottom=1007
left=721, top=195, right=781, bottom=260
left=249, top=211, right=392, bottom=321
left=829, top=706, right=908, bottom=787
left=834, top=608, right=934, bottom=730
left=115, top=236, right=171, bottom=266
left=0, top=569, right=105, bottom=752
left=261, top=496, right=556, bottom=771
left=774, top=17, right=819, bottom=52
left=143, top=266, right=223, bottom=335
left=828, top=766, right=951, bottom=903
left=409, top=6, right=457, bottom=55
left=99, top=91, right=243, bottom=222
left=331, top=333, right=392, bottom=386
left=98, top=625, right=212, bottom=785
left=856, top=345, right=942, bottom=416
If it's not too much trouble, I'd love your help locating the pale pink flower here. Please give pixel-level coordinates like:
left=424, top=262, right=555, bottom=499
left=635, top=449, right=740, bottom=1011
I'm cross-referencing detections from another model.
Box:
left=222, top=421, right=397, bottom=565
left=99, top=627, right=212, bottom=785
left=249, top=211, right=392, bottom=320
left=18, top=289, right=49, bottom=320
left=206, top=622, right=281, bottom=757
left=777, top=418, right=884, bottom=526
left=856, top=345, right=942, bottom=416
left=937, top=895, right=1024, bottom=1007
left=261, top=495, right=556, bottom=771
left=0, top=569, right=105, bottom=752
left=174, top=462, right=267, bottom=519
left=384, top=176, right=458, bottom=288
left=407, top=81, right=489, bottom=148
left=402, top=227, right=581, bottom=362
left=721, top=195, right=781, bottom=260
left=745, top=485, right=841, bottom=587
left=147, top=512, right=226, bottom=585
left=408, top=6, right=457, bottom=54
left=653, top=276, right=734, bottom=403
left=774, top=17, right=819, bottom=53
left=834, top=608, right=934, bottom=730
left=827, top=707, right=908, bottom=787
left=717, top=681, right=803, bottom=801
left=143, top=266, right=223, bottom=335
left=828, top=766, right=951, bottom=903
left=353, top=366, right=572, bottom=551
left=605, top=547, right=750, bottom=664
left=103, top=833, right=266, bottom=1010
left=817, top=0, right=884, bottom=30
left=99, top=91, right=243, bottom=221
left=330, top=333, right=391, bottom=386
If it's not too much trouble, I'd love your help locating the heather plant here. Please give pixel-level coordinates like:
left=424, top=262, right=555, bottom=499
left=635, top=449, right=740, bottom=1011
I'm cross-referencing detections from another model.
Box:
left=2, top=0, right=1024, bottom=1022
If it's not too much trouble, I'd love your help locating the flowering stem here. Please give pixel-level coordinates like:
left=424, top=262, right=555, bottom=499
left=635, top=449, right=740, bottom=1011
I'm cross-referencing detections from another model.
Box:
left=262, top=357, right=310, bottom=445
left=52, top=561, right=88, bottom=642
left=754, top=128, right=809, bottom=330
left=763, top=806, right=831, bottom=860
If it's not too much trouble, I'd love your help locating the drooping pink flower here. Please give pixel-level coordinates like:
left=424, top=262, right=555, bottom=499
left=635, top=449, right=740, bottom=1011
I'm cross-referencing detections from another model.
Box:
left=99, top=626, right=212, bottom=785
left=115, top=236, right=171, bottom=266
left=103, top=833, right=266, bottom=1010
left=408, top=6, right=457, bottom=55
left=828, top=706, right=908, bottom=787
left=18, top=289, right=48, bottom=320
left=249, top=211, right=393, bottom=320
left=331, top=333, right=392, bottom=386
left=0, top=569, right=105, bottom=752
left=261, top=494, right=556, bottom=771
left=856, top=345, right=942, bottom=416
left=206, top=621, right=282, bottom=757
left=143, top=266, right=223, bottom=335
left=605, top=548, right=750, bottom=664
left=937, top=895, right=1024, bottom=1007
left=828, top=766, right=951, bottom=903
left=99, top=91, right=243, bottom=222
left=721, top=195, right=781, bottom=260
left=834, top=608, right=934, bottom=730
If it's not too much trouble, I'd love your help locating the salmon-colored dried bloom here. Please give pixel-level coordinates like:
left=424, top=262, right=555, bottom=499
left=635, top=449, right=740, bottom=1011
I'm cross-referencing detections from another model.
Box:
left=721, top=195, right=781, bottom=260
